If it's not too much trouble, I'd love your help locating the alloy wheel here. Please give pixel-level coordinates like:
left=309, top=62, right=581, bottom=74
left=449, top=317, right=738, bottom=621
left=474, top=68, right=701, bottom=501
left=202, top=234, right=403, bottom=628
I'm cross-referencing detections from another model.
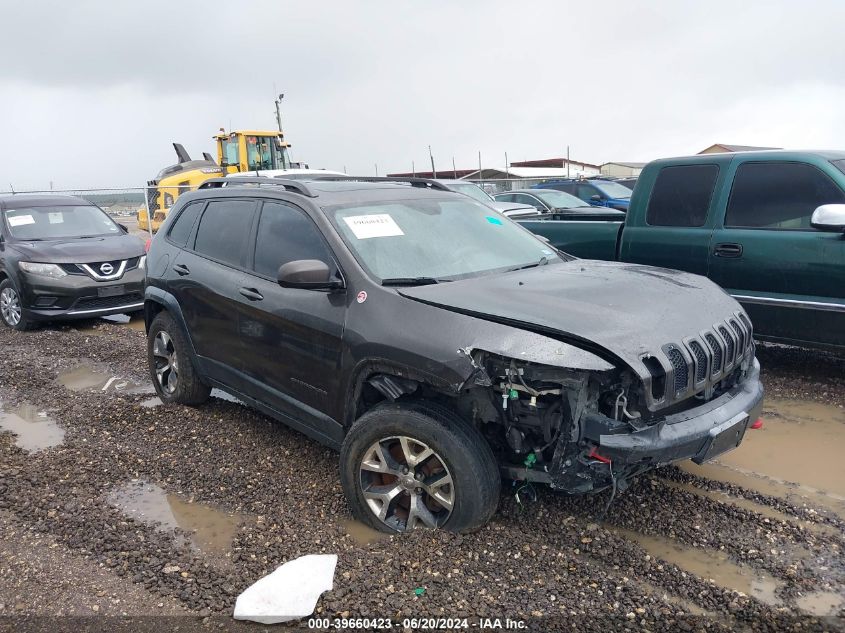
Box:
left=152, top=331, right=179, bottom=394
left=359, top=436, right=454, bottom=531
left=0, top=287, right=21, bottom=326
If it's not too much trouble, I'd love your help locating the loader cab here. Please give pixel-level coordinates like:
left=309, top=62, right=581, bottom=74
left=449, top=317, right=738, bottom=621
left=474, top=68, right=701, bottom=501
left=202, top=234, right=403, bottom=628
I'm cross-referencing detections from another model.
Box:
left=215, top=130, right=292, bottom=174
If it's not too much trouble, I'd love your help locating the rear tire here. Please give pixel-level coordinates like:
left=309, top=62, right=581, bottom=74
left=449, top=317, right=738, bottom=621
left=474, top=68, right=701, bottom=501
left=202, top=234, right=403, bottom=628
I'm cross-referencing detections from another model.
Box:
left=340, top=400, right=500, bottom=533
left=147, top=311, right=210, bottom=405
left=0, top=279, right=37, bottom=331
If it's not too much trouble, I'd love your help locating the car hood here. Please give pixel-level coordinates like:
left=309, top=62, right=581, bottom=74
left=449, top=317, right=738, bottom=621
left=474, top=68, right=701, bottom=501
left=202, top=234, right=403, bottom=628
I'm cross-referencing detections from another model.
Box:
left=397, top=259, right=743, bottom=371
left=11, top=234, right=145, bottom=264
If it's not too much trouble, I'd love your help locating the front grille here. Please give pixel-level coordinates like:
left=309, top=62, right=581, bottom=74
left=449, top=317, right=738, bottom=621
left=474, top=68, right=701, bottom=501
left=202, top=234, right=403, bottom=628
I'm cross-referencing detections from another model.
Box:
left=719, top=326, right=735, bottom=365
left=730, top=319, right=745, bottom=353
left=646, top=313, right=754, bottom=407
left=705, top=333, right=723, bottom=376
left=665, top=346, right=688, bottom=393
left=73, top=292, right=143, bottom=312
left=688, top=340, right=708, bottom=383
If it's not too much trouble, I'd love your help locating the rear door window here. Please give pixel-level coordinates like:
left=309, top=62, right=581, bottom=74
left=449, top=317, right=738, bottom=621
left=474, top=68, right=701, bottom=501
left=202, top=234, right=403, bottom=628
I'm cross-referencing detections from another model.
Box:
left=725, top=162, right=845, bottom=229
left=167, top=201, right=203, bottom=246
left=251, top=201, right=336, bottom=278
left=192, top=199, right=256, bottom=267
left=646, top=164, right=719, bottom=227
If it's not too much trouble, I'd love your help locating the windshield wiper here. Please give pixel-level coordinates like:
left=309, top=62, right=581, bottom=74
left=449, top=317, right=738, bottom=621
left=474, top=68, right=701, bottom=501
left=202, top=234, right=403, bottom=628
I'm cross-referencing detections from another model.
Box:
left=381, top=277, right=451, bottom=286
left=508, top=256, right=550, bottom=272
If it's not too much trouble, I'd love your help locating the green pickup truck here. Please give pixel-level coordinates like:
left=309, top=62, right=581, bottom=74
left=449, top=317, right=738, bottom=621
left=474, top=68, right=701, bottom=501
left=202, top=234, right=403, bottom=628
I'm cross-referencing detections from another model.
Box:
left=520, top=150, right=845, bottom=351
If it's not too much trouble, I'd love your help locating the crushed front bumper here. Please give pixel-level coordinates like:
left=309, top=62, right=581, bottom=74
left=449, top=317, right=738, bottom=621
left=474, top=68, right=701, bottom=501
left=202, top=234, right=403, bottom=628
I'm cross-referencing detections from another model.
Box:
left=546, top=359, right=763, bottom=493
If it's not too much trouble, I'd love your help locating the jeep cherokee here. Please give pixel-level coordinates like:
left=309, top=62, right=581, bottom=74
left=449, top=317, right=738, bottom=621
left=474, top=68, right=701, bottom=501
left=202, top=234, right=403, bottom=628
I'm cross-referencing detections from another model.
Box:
left=143, top=177, right=763, bottom=533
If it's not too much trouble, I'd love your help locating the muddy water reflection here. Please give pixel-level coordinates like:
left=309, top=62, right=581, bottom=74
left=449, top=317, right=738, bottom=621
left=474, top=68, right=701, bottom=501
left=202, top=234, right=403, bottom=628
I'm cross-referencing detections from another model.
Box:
left=58, top=364, right=154, bottom=395
left=616, top=528, right=782, bottom=606
left=0, top=402, right=65, bottom=452
left=341, top=518, right=388, bottom=546
left=681, top=398, right=845, bottom=519
left=108, top=481, right=243, bottom=558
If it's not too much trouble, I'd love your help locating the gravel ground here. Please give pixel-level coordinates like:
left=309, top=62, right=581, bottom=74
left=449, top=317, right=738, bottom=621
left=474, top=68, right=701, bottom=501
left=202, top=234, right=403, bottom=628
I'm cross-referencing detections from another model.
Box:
left=0, top=321, right=843, bottom=632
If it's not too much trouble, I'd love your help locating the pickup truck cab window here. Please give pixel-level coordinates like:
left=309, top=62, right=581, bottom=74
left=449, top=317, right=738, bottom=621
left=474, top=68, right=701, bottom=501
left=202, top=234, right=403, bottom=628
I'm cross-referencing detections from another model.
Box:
left=725, top=162, right=845, bottom=230
left=646, top=164, right=719, bottom=227
left=252, top=201, right=336, bottom=277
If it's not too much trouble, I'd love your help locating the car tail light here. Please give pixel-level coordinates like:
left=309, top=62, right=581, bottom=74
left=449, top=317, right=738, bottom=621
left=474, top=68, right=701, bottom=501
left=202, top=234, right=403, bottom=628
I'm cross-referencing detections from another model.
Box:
left=144, top=238, right=151, bottom=253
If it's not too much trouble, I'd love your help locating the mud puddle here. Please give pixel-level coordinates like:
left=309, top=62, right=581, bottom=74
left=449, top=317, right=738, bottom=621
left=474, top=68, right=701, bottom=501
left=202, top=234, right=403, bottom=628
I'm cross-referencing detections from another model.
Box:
left=107, top=481, right=243, bottom=559
left=0, top=402, right=65, bottom=452
left=340, top=518, right=388, bottom=546
left=795, top=589, right=845, bottom=616
left=58, top=364, right=154, bottom=395
left=615, top=528, right=782, bottom=606
left=101, top=313, right=145, bottom=331
left=681, top=398, right=845, bottom=519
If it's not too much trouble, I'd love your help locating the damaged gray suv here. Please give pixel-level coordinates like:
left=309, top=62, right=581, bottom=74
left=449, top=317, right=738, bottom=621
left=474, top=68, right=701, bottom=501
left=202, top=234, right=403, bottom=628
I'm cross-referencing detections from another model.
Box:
left=143, top=177, right=763, bottom=534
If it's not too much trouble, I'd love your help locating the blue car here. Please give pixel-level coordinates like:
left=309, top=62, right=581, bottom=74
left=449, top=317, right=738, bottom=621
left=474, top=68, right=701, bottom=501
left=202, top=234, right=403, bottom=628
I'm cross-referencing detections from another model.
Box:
left=532, top=178, right=633, bottom=212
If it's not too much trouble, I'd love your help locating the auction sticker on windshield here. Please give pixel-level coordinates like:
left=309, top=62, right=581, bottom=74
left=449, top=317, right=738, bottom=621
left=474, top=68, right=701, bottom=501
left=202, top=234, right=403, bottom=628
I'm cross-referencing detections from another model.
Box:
left=343, top=214, right=404, bottom=239
left=7, top=214, right=35, bottom=226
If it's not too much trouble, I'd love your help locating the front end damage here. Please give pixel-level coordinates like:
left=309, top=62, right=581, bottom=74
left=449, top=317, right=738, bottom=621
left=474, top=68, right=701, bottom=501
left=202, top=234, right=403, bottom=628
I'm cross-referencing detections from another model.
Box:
left=453, top=323, right=764, bottom=495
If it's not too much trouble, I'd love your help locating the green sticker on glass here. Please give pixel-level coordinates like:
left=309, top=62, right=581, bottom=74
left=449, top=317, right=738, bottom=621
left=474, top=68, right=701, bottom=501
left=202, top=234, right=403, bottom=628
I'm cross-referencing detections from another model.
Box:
left=485, top=216, right=503, bottom=225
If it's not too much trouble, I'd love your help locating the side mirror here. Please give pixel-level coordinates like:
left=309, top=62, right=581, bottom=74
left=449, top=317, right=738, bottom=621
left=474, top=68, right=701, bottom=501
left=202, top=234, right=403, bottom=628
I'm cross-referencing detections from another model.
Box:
left=277, top=259, right=343, bottom=290
left=811, top=204, right=845, bottom=232
left=590, top=194, right=603, bottom=202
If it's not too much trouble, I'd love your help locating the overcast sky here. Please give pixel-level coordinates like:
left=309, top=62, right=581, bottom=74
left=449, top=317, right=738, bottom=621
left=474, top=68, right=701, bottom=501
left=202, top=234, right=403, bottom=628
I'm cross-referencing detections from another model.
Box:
left=1, top=0, right=844, bottom=191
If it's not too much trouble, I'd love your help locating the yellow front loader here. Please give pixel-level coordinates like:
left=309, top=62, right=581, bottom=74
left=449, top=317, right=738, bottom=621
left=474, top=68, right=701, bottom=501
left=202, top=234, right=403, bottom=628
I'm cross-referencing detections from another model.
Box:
left=138, top=131, right=292, bottom=232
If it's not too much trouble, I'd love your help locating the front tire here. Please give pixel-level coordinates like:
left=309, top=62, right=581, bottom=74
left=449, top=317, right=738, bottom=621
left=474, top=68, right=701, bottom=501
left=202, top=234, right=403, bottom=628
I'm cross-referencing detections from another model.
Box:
left=0, top=279, right=36, bottom=331
left=147, top=311, right=210, bottom=405
left=340, top=401, right=500, bottom=533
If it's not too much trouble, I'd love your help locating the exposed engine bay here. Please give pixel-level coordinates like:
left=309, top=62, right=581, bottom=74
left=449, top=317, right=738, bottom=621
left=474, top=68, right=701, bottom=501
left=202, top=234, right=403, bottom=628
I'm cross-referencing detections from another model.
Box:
left=451, top=350, right=756, bottom=495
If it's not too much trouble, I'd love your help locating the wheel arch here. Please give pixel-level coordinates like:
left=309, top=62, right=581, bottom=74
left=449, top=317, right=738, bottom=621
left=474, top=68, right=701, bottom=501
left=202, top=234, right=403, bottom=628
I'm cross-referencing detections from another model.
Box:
left=143, top=286, right=199, bottom=361
left=344, top=359, right=457, bottom=428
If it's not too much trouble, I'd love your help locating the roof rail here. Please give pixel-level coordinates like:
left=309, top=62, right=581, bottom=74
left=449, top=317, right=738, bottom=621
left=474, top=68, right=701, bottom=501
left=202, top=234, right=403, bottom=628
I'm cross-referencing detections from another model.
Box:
left=312, top=176, right=452, bottom=192
left=197, top=177, right=317, bottom=198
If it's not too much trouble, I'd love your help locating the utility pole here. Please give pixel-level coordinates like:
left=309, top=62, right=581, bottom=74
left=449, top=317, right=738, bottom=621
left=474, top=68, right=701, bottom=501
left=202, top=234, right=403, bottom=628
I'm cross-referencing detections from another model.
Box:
left=478, top=151, right=482, bottom=180
left=452, top=157, right=457, bottom=179
left=412, top=160, right=416, bottom=177
left=505, top=152, right=509, bottom=180
left=428, top=146, right=437, bottom=178
left=566, top=145, right=570, bottom=178
left=274, top=93, right=285, bottom=134
left=375, top=163, right=379, bottom=176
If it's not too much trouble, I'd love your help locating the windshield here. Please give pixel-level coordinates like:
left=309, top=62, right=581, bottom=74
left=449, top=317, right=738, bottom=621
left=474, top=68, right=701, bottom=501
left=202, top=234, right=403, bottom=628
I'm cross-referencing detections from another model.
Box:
left=594, top=181, right=633, bottom=199
left=447, top=182, right=495, bottom=204
left=533, top=190, right=590, bottom=208
left=3, top=205, right=122, bottom=240
left=327, top=197, right=565, bottom=282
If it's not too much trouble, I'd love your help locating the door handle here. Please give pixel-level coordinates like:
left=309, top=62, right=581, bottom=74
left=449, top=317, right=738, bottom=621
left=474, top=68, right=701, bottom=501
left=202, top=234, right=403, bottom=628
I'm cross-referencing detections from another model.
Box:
left=173, top=263, right=190, bottom=275
left=713, top=243, right=743, bottom=258
left=238, top=287, right=264, bottom=301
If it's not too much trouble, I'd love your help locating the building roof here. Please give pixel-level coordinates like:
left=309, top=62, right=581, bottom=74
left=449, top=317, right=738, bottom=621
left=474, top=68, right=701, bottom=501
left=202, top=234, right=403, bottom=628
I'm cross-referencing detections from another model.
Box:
left=386, top=168, right=477, bottom=179
left=601, top=161, right=647, bottom=169
left=698, top=143, right=781, bottom=154
left=460, top=166, right=594, bottom=180
left=509, top=157, right=601, bottom=169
